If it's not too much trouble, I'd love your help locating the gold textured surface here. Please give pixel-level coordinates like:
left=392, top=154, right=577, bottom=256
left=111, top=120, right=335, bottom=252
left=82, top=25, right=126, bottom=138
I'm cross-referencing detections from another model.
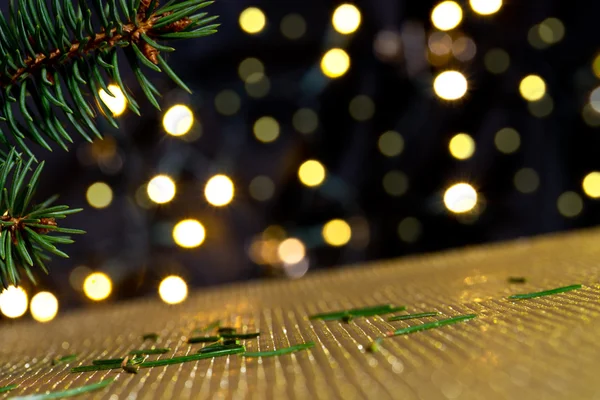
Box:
left=2, top=228, right=600, bottom=399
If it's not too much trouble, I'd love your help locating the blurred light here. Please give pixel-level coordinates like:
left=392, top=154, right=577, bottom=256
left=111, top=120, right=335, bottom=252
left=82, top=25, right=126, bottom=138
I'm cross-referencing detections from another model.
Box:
left=249, top=176, right=275, bottom=201
left=283, top=258, right=309, bottom=279
left=528, top=24, right=549, bottom=50
left=86, top=182, right=113, bottom=209
left=173, top=219, right=206, bottom=248
left=589, top=87, right=600, bottom=113
left=321, top=48, right=350, bottom=78
left=163, top=105, right=194, bottom=136
left=593, top=54, right=600, bottom=79
left=514, top=168, right=540, bottom=194
left=147, top=175, right=176, bottom=204
left=263, top=225, right=287, bottom=240
left=83, top=272, right=112, bottom=301
left=557, top=192, right=583, bottom=218
left=519, top=75, right=546, bottom=101
left=30, top=292, right=59, bottom=323
left=398, top=217, right=422, bottom=243
left=0, top=286, right=28, bottom=318
left=69, top=265, right=92, bottom=291
left=378, top=131, right=404, bottom=157
left=98, top=85, right=127, bottom=117
left=348, top=216, right=370, bottom=250
left=135, top=184, right=153, bottom=209
left=527, top=94, right=553, bottom=118
left=431, top=1, right=463, bottom=31
left=494, top=128, right=520, bottom=154
left=469, top=0, right=502, bottom=15
left=428, top=32, right=452, bottom=56
left=452, top=37, right=477, bottom=62
left=583, top=104, right=600, bottom=127
left=433, top=71, right=468, bottom=100
left=349, top=95, right=375, bottom=121
left=539, top=18, right=565, bottom=44
left=253, top=116, right=280, bottom=143
left=382, top=170, right=409, bottom=197
left=205, top=175, right=234, bottom=207
left=582, top=172, right=600, bottom=198
left=215, top=90, right=241, bottom=116
left=251, top=238, right=280, bottom=265
left=158, top=276, right=188, bottom=305
left=444, top=183, right=477, bottom=213
left=277, top=238, right=306, bottom=264
left=293, top=108, right=319, bottom=134
left=281, top=13, right=306, bottom=40
left=332, top=4, right=361, bottom=35
left=298, top=160, right=326, bottom=187
left=449, top=133, right=475, bottom=160
left=239, top=7, right=266, bottom=34
left=322, top=219, right=352, bottom=247
left=374, top=30, right=403, bottom=62
left=484, top=48, right=510, bottom=74
left=238, top=58, right=264, bottom=82
left=245, top=74, right=271, bottom=98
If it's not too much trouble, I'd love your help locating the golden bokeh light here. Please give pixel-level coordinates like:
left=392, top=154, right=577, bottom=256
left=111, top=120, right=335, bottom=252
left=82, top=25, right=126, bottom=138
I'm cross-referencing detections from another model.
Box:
left=583, top=104, right=600, bottom=127
left=452, top=37, right=477, bottom=62
left=239, top=7, right=266, bottom=34
left=469, top=0, right=502, bottom=15
left=293, top=108, right=319, bottom=134
left=433, top=70, right=468, bottom=100
left=98, top=84, right=127, bottom=117
left=527, top=94, right=553, bottom=118
left=514, top=168, right=540, bottom=194
left=204, top=174, right=235, bottom=207
left=322, top=219, right=352, bottom=247
left=321, top=48, right=351, bottom=78
left=382, top=170, right=409, bottom=197
left=30, top=291, right=59, bottom=323
left=83, top=272, right=112, bottom=301
left=281, top=13, right=306, bottom=40
left=557, top=191, right=583, bottom=218
left=238, top=58, right=264, bottom=82
left=0, top=286, right=28, bottom=318
left=431, top=1, right=463, bottom=31
left=298, top=160, right=326, bottom=187
left=582, top=172, right=600, bottom=198
left=277, top=238, right=306, bottom=264
left=484, top=48, right=510, bottom=74
left=215, top=90, right=241, bottom=116
left=519, top=75, right=546, bottom=102
left=449, top=133, right=475, bottom=160
left=378, top=131, right=404, bottom=157
left=245, top=74, right=271, bottom=98
left=163, top=104, right=194, bottom=136
left=494, top=128, right=520, bottom=154
left=158, top=276, right=188, bottom=305
left=593, top=54, right=600, bottom=79
left=539, top=18, right=565, bottom=44
left=444, top=183, right=478, bottom=213
left=249, top=175, right=275, bottom=201
left=349, top=95, right=375, bottom=121
left=332, top=4, right=362, bottom=35
left=398, top=217, right=423, bottom=243
left=86, top=182, right=113, bottom=209
left=253, top=116, right=280, bottom=143
left=69, top=265, right=92, bottom=291
left=147, top=175, right=176, bottom=204
left=173, top=219, right=206, bottom=248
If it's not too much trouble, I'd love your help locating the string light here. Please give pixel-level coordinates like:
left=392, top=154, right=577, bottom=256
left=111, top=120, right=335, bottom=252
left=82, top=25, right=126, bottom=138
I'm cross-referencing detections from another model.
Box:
left=173, top=219, right=206, bottom=248
left=431, top=1, right=463, bottom=31
left=0, top=286, right=28, bottom=318
left=557, top=192, right=583, bottom=218
left=277, top=238, right=306, bottom=264
left=469, top=0, right=502, bottom=15
left=433, top=70, right=468, bottom=100
left=444, top=183, right=478, bottom=213
left=147, top=175, right=176, bottom=204
left=582, top=172, right=600, bottom=198
left=83, top=272, right=112, bottom=301
left=449, top=133, right=475, bottom=160
left=30, top=292, right=59, bottom=323
left=158, top=276, right=188, bottom=305
left=86, top=182, right=113, bottom=209
left=253, top=116, right=280, bottom=143
left=204, top=174, right=235, bottom=207
left=332, top=4, right=361, bottom=35
left=239, top=7, right=266, bottom=34
left=298, top=160, right=326, bottom=187
left=519, top=75, right=546, bottom=101
left=322, top=219, right=352, bottom=247
left=98, top=85, right=127, bottom=117
left=163, top=104, right=194, bottom=136
left=321, top=48, right=350, bottom=78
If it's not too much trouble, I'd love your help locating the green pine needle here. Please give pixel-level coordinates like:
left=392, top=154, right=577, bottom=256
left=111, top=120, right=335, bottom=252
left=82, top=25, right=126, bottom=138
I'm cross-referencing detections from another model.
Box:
left=0, top=383, right=18, bottom=393
left=309, top=304, right=406, bottom=321
left=386, top=314, right=477, bottom=337
left=507, top=284, right=582, bottom=300
left=11, top=378, right=115, bottom=399
left=242, top=342, right=315, bottom=358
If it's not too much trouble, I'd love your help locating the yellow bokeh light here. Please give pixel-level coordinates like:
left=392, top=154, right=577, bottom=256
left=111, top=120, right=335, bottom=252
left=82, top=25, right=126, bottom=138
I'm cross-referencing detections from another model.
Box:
left=239, top=7, right=266, bottom=34
left=158, top=276, right=188, bottom=305
left=378, top=131, right=404, bottom=157
left=322, top=219, right=352, bottom=247
left=253, top=116, right=280, bottom=143
left=557, top=191, right=583, bottom=218
left=277, top=238, right=306, bottom=264
left=582, top=172, right=600, bottom=198
left=86, top=182, right=113, bottom=209
left=163, top=104, right=194, bottom=136
left=83, top=272, right=112, bottom=301
left=433, top=70, right=468, bottom=101
left=519, top=75, right=546, bottom=102
left=349, top=95, right=375, bottom=121
left=539, top=18, right=565, bottom=44
left=204, top=174, right=234, bottom=207
left=444, top=183, right=478, bottom=213
left=0, top=286, right=28, bottom=318
left=98, top=85, right=127, bottom=117
left=173, top=219, right=206, bottom=248
left=469, top=0, right=502, bottom=15
left=431, top=1, right=463, bottom=31
left=215, top=90, right=241, bottom=116
left=494, top=128, right=520, bottom=154
left=514, top=168, right=540, bottom=194
left=398, top=217, right=422, bottom=243
left=382, top=170, right=409, bottom=197
left=281, top=13, right=306, bottom=40
left=321, top=48, right=351, bottom=78
left=332, top=4, right=362, bottom=35
left=484, top=48, right=510, bottom=74
left=249, top=175, right=275, bottom=201
left=30, top=291, right=59, bottom=323
left=592, top=54, right=600, bottom=79
left=147, top=175, right=176, bottom=204
left=293, top=108, right=319, bottom=134
left=449, top=133, right=475, bottom=160
left=298, top=160, right=326, bottom=187
left=527, top=94, right=553, bottom=118
left=238, top=58, right=264, bottom=82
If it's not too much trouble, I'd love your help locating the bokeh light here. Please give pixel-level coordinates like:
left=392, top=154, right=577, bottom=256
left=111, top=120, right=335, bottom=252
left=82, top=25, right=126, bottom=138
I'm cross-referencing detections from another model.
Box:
left=452, top=37, right=477, bottom=62
left=86, top=182, right=113, bottom=209
left=582, top=172, right=600, bottom=198
left=147, top=175, right=176, bottom=204
left=557, top=191, right=583, bottom=218
left=69, top=265, right=92, bottom=292
left=449, top=133, right=475, bottom=160
left=321, top=48, right=350, bottom=78
left=469, top=0, right=502, bottom=15
left=382, top=170, right=409, bottom=197
left=83, top=272, right=112, bottom=301
left=539, top=18, right=565, bottom=45
left=514, top=168, right=540, bottom=194
left=0, top=286, right=28, bottom=318
left=249, top=176, right=275, bottom=201
left=398, top=217, right=423, bottom=243
left=519, top=75, right=546, bottom=101
left=98, top=85, right=127, bottom=117
left=332, top=4, right=362, bottom=35
left=431, top=1, right=463, bottom=31
left=281, top=13, right=306, bottom=40
left=158, top=276, right=188, bottom=305
left=163, top=104, right=194, bottom=136
left=378, top=131, right=404, bottom=157
left=589, top=87, right=600, bottom=113
left=238, top=58, right=264, bottom=82
left=349, top=95, right=375, bottom=121
left=494, top=128, right=520, bottom=154
left=253, top=116, right=280, bottom=143
left=298, top=160, right=326, bottom=187
left=434, top=71, right=468, bottom=100
left=444, top=183, right=478, bottom=213
left=204, top=174, right=235, bottom=207
left=293, top=108, right=319, bottom=134
left=30, top=291, right=59, bottom=323
left=593, top=54, right=600, bottom=79
left=239, top=7, right=266, bottom=34
left=484, top=48, right=510, bottom=74
left=322, top=219, right=352, bottom=247
left=215, top=90, right=241, bottom=116
left=527, top=94, right=554, bottom=118
left=173, top=219, right=206, bottom=248
left=277, top=238, right=306, bottom=264
left=245, top=74, right=271, bottom=98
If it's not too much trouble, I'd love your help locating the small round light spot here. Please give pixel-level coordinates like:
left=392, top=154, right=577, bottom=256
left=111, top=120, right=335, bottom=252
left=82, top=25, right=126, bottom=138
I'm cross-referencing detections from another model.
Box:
left=98, top=85, right=127, bottom=117
left=86, top=182, right=113, bottom=209
left=557, top=191, right=583, bottom=218
left=293, top=108, right=319, bottom=134
left=215, top=90, right=241, bottom=116
left=238, top=58, right=264, bottom=82
left=239, top=7, right=266, bottom=34
left=281, top=13, right=306, bottom=39
left=383, top=170, right=409, bottom=197
left=253, top=116, right=280, bottom=143
left=322, top=219, right=352, bottom=247
left=593, top=54, right=600, bottom=79
left=582, top=172, right=600, bottom=198
left=527, top=95, right=553, bottom=118
left=449, top=133, right=475, bottom=160
left=277, top=238, right=306, bottom=264
left=398, top=217, right=422, bottom=243
left=583, top=104, right=600, bottom=127
left=378, top=131, right=404, bottom=157
left=469, top=0, right=502, bottom=15
left=205, top=174, right=234, bottom=207
left=434, top=70, right=468, bottom=101
left=298, top=160, right=326, bottom=187
left=452, top=37, right=477, bottom=62
left=444, top=183, right=477, bottom=213
left=589, top=87, right=600, bottom=113
left=321, top=48, right=350, bottom=78
left=0, top=286, right=28, bottom=318
left=519, top=75, right=546, bottom=102
left=494, top=128, right=520, bottom=154
left=332, top=4, right=362, bottom=35
left=30, top=292, right=59, bottom=323
left=158, top=276, right=188, bottom=305
left=83, top=272, right=112, bottom=301
left=173, top=219, right=206, bottom=248
left=147, top=175, right=176, bottom=204
left=349, top=95, right=375, bottom=121
left=249, top=176, right=275, bottom=201
left=245, top=74, right=271, bottom=98
left=538, top=18, right=565, bottom=44
left=514, top=168, right=540, bottom=194
left=431, top=1, right=463, bottom=31
left=163, top=105, right=194, bottom=136
left=484, top=48, right=510, bottom=74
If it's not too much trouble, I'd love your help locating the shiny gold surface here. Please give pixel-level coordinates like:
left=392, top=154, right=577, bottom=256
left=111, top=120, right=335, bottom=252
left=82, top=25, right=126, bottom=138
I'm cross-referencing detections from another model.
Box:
left=2, top=228, right=600, bottom=399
